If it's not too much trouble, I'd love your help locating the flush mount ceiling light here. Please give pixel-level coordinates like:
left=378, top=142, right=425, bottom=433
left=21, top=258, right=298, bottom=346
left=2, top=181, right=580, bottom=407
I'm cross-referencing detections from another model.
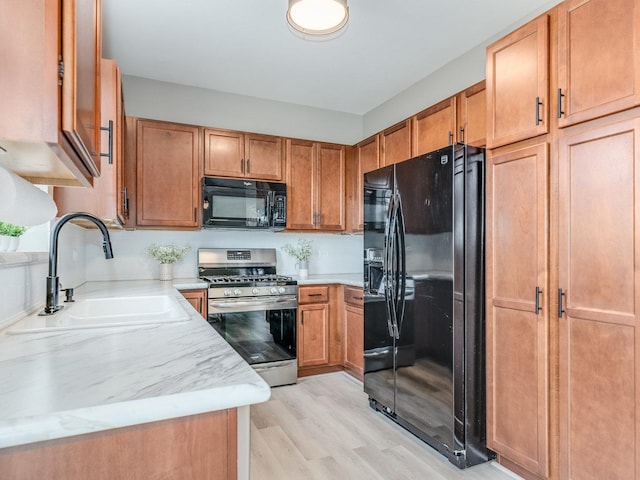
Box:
left=287, top=0, right=349, bottom=37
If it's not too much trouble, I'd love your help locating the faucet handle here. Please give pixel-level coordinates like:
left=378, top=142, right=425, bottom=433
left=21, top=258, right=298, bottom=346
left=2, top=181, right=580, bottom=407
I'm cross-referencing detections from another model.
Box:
left=63, top=288, right=75, bottom=303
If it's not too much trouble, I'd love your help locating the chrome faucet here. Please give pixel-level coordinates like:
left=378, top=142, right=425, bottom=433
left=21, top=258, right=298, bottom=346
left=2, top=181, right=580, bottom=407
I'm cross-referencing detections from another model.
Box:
left=40, top=212, right=114, bottom=315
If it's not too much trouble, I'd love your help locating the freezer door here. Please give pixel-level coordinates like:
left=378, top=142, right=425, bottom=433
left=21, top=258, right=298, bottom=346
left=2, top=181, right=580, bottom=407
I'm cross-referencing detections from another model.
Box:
left=393, top=149, right=456, bottom=451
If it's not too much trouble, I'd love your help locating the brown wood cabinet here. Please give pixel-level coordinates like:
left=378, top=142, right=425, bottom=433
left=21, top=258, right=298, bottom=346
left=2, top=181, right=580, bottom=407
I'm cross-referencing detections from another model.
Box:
left=203, top=129, right=284, bottom=181
left=351, top=135, right=380, bottom=232
left=457, top=80, right=486, bottom=147
left=0, top=0, right=102, bottom=187
left=286, top=139, right=346, bottom=231
left=180, top=289, right=207, bottom=319
left=134, top=119, right=201, bottom=228
left=557, top=114, right=640, bottom=480
left=0, top=410, right=237, bottom=480
left=342, top=286, right=364, bottom=380
left=412, top=97, right=457, bottom=156
left=54, top=59, right=129, bottom=228
left=486, top=142, right=550, bottom=478
left=486, top=14, right=549, bottom=148
left=380, top=119, right=412, bottom=166
left=557, top=0, right=640, bottom=128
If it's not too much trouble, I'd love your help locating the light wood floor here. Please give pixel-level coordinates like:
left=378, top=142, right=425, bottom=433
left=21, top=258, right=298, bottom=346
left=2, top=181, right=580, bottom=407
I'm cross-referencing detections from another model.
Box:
left=250, top=372, right=523, bottom=480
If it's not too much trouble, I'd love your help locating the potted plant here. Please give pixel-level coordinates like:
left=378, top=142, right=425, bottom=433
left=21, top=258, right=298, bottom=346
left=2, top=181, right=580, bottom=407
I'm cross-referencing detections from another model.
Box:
left=282, top=238, right=313, bottom=279
left=146, top=243, right=190, bottom=281
left=0, top=222, right=27, bottom=252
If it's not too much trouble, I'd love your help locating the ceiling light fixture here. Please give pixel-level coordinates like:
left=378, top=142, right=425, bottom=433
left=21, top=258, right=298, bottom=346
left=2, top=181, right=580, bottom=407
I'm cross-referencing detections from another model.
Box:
left=287, top=0, right=349, bottom=38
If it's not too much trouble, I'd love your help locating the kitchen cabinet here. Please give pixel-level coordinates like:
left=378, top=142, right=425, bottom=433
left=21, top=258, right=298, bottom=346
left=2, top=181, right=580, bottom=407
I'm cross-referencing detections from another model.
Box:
left=485, top=142, right=550, bottom=478
left=0, top=0, right=101, bottom=187
left=557, top=113, right=640, bottom=480
left=0, top=409, right=237, bottom=480
left=380, top=119, right=412, bottom=166
left=180, top=289, right=207, bottom=319
left=457, top=80, right=486, bottom=147
left=54, top=59, right=129, bottom=228
left=351, top=135, right=380, bottom=232
left=286, top=139, right=346, bottom=231
left=134, top=118, right=201, bottom=228
left=297, top=285, right=342, bottom=376
left=412, top=97, right=457, bottom=156
left=486, top=14, right=549, bottom=148
left=203, top=129, right=284, bottom=181
left=342, top=286, right=364, bottom=380
left=557, top=0, right=640, bottom=128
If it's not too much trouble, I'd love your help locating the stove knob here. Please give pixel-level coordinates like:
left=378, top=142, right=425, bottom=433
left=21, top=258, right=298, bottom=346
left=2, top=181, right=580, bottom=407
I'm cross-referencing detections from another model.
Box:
left=224, top=289, right=232, bottom=297
left=278, top=287, right=286, bottom=294
left=252, top=288, right=259, bottom=295
left=234, top=288, right=242, bottom=295
left=270, top=287, right=278, bottom=294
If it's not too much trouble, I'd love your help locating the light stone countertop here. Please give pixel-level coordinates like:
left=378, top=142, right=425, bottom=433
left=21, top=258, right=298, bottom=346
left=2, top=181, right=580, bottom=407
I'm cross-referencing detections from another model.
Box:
left=0, top=280, right=270, bottom=449
left=295, top=273, right=363, bottom=288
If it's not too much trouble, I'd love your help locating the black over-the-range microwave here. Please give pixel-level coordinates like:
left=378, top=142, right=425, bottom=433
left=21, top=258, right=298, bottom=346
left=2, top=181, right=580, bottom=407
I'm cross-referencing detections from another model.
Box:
left=202, top=176, right=287, bottom=230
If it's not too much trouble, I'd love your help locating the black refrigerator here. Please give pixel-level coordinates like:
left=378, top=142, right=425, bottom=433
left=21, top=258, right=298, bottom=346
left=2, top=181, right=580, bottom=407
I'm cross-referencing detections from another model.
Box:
left=363, top=144, right=493, bottom=468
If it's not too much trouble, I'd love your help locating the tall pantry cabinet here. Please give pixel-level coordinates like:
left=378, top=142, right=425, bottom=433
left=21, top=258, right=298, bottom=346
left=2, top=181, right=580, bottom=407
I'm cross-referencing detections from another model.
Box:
left=486, top=1, right=640, bottom=479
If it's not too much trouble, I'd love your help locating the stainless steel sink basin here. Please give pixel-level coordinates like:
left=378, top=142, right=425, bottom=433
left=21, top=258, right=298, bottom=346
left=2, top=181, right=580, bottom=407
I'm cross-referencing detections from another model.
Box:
left=8, top=295, right=191, bottom=334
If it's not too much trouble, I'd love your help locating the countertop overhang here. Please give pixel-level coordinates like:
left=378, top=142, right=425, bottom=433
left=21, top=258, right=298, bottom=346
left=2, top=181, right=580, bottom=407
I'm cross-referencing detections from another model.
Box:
left=0, top=280, right=271, bottom=450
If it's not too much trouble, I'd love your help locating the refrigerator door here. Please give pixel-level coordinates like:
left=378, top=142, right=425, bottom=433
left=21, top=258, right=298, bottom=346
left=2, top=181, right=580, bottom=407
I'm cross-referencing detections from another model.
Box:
left=363, top=165, right=396, bottom=411
left=393, top=149, right=456, bottom=452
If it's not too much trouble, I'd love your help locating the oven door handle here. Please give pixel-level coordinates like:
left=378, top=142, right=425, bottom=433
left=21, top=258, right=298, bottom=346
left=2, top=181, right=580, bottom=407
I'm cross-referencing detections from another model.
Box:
left=209, top=298, right=298, bottom=309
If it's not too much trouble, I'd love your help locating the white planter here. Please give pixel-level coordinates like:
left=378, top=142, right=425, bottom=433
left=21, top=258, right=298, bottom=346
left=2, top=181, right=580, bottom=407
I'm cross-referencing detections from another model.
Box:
left=8, top=236, right=19, bottom=252
left=0, top=235, right=9, bottom=253
left=159, top=263, right=173, bottom=281
left=297, top=260, right=309, bottom=280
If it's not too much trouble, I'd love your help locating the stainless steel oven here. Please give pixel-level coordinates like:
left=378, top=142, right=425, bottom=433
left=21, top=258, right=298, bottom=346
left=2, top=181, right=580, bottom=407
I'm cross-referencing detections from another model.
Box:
left=199, top=248, right=297, bottom=387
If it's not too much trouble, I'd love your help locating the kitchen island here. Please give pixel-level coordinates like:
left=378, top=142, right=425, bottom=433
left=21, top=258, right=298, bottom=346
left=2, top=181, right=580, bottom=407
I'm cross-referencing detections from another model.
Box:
left=0, top=280, right=270, bottom=480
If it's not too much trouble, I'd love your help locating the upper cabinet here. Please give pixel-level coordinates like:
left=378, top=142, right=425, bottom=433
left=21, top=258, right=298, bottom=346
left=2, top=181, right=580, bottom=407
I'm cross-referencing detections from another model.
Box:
left=457, top=80, right=486, bottom=147
left=486, top=14, right=549, bottom=148
left=412, top=97, right=457, bottom=156
left=380, top=119, right=412, bottom=166
left=203, top=129, right=284, bottom=181
left=557, top=0, right=640, bottom=128
left=286, top=139, right=345, bottom=231
left=352, top=135, right=380, bottom=232
left=134, top=119, right=201, bottom=229
left=54, top=59, right=128, bottom=228
left=0, top=0, right=102, bottom=187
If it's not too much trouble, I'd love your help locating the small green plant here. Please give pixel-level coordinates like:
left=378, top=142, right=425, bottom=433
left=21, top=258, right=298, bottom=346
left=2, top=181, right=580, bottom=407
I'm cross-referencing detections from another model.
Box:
left=282, top=238, right=313, bottom=262
left=0, top=222, right=27, bottom=237
left=146, top=243, right=190, bottom=264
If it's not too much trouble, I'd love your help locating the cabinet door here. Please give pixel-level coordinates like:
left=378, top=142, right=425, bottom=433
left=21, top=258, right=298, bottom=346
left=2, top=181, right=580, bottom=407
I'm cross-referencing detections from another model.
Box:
left=136, top=120, right=200, bottom=228
left=317, top=143, right=345, bottom=231
left=298, top=303, right=330, bottom=367
left=180, top=289, right=207, bottom=319
left=487, top=14, right=549, bottom=148
left=354, top=135, right=380, bottom=231
left=557, top=0, right=640, bottom=128
left=412, top=97, right=456, bottom=156
left=558, top=117, right=640, bottom=480
left=244, top=133, right=283, bottom=181
left=486, top=143, right=549, bottom=477
left=203, top=129, right=244, bottom=178
left=457, top=80, right=486, bottom=147
left=61, top=0, right=101, bottom=175
left=380, top=119, right=412, bottom=166
left=286, top=139, right=316, bottom=230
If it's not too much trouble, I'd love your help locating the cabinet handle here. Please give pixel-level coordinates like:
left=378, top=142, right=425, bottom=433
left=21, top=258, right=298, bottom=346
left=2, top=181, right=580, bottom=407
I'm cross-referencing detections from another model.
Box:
left=308, top=293, right=323, bottom=297
left=194, top=207, right=197, bottom=223
left=557, top=88, right=565, bottom=118
left=100, top=120, right=113, bottom=164
left=353, top=296, right=363, bottom=301
left=448, top=131, right=453, bottom=144
left=301, top=311, right=304, bottom=325
left=247, top=159, right=250, bottom=173
left=558, top=288, right=566, bottom=318
left=459, top=127, right=464, bottom=143
left=535, top=286, right=542, bottom=315
left=535, top=97, right=543, bottom=126
left=122, top=187, right=130, bottom=218
left=241, top=158, right=245, bottom=174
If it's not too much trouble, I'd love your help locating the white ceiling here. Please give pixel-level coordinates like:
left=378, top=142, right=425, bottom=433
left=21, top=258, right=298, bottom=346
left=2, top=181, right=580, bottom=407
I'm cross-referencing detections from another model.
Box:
left=102, top=0, right=556, bottom=116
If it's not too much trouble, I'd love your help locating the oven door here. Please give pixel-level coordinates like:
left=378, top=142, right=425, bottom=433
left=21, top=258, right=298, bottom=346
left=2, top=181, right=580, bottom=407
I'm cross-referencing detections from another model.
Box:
left=207, top=296, right=297, bottom=366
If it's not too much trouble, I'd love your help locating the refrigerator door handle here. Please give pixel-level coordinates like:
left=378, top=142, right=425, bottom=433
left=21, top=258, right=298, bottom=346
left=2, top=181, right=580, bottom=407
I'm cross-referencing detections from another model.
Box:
left=394, top=193, right=407, bottom=340
left=383, top=193, right=397, bottom=338
left=388, top=194, right=400, bottom=337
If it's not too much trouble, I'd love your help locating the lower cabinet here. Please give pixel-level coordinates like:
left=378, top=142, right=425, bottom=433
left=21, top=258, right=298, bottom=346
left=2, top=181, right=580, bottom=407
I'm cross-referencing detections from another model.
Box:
left=0, top=410, right=237, bottom=480
left=180, top=289, right=207, bottom=319
left=342, top=286, right=364, bottom=380
left=297, top=285, right=342, bottom=376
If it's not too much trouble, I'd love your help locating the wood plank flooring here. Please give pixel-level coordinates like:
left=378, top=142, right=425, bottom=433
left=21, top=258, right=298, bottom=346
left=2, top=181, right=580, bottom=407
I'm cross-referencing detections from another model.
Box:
left=250, top=372, right=523, bottom=480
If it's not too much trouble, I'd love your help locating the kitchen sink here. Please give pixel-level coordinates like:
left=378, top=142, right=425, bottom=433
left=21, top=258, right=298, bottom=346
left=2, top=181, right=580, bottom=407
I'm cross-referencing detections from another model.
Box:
left=8, top=295, right=191, bottom=334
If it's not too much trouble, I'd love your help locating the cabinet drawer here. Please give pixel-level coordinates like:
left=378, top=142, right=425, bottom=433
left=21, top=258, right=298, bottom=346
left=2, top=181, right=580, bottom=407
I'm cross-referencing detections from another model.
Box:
left=299, top=286, right=329, bottom=304
left=344, top=286, right=364, bottom=306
